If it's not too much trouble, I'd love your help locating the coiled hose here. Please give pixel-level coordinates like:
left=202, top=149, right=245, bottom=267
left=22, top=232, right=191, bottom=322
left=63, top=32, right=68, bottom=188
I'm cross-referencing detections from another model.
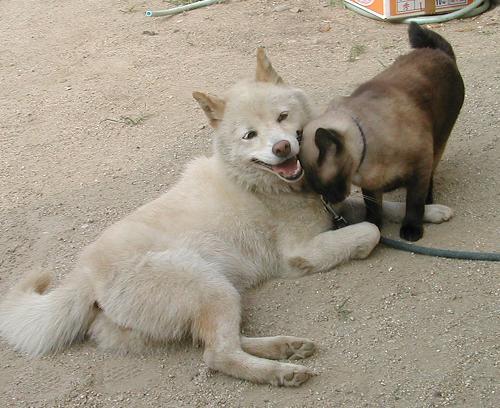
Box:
left=343, top=0, right=491, bottom=24
left=145, top=0, right=490, bottom=21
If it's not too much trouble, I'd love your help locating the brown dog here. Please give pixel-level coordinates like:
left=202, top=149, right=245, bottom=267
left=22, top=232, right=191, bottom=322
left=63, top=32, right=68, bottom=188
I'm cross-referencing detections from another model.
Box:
left=299, top=23, right=464, bottom=241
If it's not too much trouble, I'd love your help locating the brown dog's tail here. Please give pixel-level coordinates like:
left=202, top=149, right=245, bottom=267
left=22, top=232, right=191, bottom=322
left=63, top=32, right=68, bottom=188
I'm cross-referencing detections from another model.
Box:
left=408, top=22, right=456, bottom=61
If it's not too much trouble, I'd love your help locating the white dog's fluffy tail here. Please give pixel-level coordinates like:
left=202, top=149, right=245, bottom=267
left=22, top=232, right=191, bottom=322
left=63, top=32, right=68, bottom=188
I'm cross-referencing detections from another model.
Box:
left=0, top=269, right=97, bottom=356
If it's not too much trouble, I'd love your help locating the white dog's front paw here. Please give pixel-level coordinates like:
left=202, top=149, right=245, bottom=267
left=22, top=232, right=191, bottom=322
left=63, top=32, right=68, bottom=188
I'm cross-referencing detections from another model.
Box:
left=350, top=222, right=380, bottom=259
left=284, top=337, right=316, bottom=360
left=274, top=364, right=316, bottom=387
left=423, top=204, right=454, bottom=224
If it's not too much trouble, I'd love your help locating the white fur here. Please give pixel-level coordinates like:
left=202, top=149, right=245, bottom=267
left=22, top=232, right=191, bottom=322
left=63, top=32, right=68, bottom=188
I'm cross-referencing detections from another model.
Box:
left=2, top=146, right=375, bottom=386
left=341, top=197, right=454, bottom=225
left=0, top=51, right=450, bottom=386
left=0, top=270, right=97, bottom=356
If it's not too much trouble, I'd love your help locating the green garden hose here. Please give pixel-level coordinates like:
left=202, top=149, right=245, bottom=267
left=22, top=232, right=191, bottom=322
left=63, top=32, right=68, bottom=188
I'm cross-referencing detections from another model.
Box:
left=325, top=203, right=499, bottom=262
left=145, top=0, right=223, bottom=17
left=380, top=237, right=500, bottom=261
left=145, top=0, right=490, bottom=21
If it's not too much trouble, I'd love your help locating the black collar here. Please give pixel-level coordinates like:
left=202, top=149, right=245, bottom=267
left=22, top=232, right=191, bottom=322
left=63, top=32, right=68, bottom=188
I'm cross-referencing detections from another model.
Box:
left=351, top=116, right=366, bottom=172
left=320, top=196, right=349, bottom=229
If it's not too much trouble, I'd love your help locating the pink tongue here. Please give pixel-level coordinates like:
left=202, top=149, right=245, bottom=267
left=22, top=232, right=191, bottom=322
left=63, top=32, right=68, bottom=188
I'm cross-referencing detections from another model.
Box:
left=271, top=157, right=300, bottom=176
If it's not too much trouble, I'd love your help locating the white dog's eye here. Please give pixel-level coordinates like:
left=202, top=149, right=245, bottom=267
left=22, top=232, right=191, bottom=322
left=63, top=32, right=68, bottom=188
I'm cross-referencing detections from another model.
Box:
left=243, top=130, right=258, bottom=140
left=277, top=111, right=288, bottom=122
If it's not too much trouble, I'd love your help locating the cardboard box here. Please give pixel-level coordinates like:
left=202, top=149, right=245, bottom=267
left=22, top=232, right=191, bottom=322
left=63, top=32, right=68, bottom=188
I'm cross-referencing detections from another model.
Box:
left=343, top=0, right=475, bottom=20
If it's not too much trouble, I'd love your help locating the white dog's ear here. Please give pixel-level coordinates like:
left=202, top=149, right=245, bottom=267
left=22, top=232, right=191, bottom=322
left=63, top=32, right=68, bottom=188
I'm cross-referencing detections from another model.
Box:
left=255, top=47, right=284, bottom=84
left=193, top=91, right=226, bottom=128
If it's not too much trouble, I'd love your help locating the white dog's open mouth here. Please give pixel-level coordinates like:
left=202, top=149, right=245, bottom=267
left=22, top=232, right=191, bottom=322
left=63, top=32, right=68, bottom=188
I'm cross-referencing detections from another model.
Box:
left=252, top=157, right=304, bottom=182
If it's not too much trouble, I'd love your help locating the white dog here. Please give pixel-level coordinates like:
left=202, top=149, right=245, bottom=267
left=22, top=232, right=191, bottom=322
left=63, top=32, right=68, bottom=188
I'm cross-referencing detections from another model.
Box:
left=0, top=49, right=452, bottom=386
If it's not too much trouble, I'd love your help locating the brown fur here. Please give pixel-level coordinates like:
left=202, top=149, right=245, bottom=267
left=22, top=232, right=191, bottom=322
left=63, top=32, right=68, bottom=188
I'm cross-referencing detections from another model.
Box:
left=299, top=24, right=464, bottom=241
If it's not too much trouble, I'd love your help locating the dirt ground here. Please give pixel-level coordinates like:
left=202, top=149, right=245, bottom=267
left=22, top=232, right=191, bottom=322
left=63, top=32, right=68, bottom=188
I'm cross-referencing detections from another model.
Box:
left=0, top=0, right=499, bottom=407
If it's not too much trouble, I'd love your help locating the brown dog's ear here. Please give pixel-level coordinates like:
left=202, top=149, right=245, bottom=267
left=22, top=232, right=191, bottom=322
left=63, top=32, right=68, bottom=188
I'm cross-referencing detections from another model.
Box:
left=255, top=47, right=284, bottom=84
left=192, top=91, right=226, bottom=128
left=315, top=128, right=343, bottom=165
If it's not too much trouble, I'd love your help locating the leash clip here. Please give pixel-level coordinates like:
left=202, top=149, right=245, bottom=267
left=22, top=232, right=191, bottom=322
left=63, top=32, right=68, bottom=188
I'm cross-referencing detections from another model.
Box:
left=321, top=196, right=349, bottom=229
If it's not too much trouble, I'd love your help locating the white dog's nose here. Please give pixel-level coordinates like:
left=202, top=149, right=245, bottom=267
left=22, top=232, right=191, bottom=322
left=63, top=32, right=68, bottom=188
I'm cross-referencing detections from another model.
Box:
left=272, top=140, right=291, bottom=158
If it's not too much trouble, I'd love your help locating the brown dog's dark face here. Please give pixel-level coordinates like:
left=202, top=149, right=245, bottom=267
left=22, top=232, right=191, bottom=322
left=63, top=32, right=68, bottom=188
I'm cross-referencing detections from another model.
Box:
left=299, top=126, right=354, bottom=203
